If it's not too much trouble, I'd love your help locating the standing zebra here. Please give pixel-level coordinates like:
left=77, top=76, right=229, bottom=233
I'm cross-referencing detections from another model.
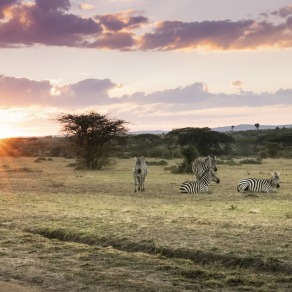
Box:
left=192, top=155, right=217, bottom=180
left=133, top=156, right=147, bottom=192
left=237, top=172, right=280, bottom=193
left=180, top=170, right=220, bottom=194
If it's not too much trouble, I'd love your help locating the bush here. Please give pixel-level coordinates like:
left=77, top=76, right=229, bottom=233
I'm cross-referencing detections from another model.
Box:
left=239, top=158, right=262, bottom=164
left=165, top=160, right=193, bottom=174
left=147, top=160, right=168, bottom=166
left=164, top=165, right=180, bottom=174
left=258, top=151, right=268, bottom=159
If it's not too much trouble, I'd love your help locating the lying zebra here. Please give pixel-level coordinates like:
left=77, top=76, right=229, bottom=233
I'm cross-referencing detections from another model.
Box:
left=180, top=169, right=220, bottom=194
left=192, top=155, right=217, bottom=180
left=237, top=172, right=280, bottom=193
left=133, top=156, right=148, bottom=192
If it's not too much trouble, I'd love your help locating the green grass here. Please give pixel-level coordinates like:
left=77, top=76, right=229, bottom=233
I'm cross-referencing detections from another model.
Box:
left=0, top=157, right=291, bottom=291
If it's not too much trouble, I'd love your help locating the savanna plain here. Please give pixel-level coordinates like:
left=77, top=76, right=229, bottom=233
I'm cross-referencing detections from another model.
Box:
left=0, top=157, right=291, bottom=291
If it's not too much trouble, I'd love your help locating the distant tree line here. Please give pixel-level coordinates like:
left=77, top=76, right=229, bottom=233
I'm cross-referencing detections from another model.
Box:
left=1, top=126, right=292, bottom=162
left=1, top=111, right=292, bottom=171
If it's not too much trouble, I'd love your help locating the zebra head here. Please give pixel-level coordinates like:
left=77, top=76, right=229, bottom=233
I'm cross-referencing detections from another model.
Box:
left=208, top=155, right=217, bottom=172
left=200, top=169, right=220, bottom=184
left=134, top=156, right=147, bottom=174
left=210, top=170, right=220, bottom=184
left=134, top=156, right=143, bottom=173
left=270, top=172, right=280, bottom=188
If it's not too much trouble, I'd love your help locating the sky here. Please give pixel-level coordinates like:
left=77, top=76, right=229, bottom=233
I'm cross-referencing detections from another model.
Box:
left=0, top=0, right=292, bottom=137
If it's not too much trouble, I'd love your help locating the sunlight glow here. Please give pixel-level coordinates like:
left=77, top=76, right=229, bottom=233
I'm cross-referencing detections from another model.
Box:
left=0, top=126, right=20, bottom=138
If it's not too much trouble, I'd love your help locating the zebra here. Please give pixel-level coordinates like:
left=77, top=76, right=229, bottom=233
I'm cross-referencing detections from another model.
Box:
left=180, top=170, right=220, bottom=194
left=133, top=156, right=147, bottom=192
left=237, top=172, right=280, bottom=193
left=192, top=155, right=217, bottom=180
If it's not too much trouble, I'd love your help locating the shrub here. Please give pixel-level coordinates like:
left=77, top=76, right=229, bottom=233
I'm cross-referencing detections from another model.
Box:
left=164, top=165, right=180, bottom=174
left=239, top=158, right=262, bottom=165
left=146, top=160, right=168, bottom=166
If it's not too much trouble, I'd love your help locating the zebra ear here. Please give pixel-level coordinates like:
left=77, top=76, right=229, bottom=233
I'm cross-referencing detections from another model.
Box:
left=271, top=172, right=280, bottom=177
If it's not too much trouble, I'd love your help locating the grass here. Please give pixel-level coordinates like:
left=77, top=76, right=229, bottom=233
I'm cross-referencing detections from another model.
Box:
left=0, top=157, right=291, bottom=291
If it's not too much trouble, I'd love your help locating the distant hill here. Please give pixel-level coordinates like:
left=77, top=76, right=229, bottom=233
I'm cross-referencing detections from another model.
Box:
left=130, top=124, right=292, bottom=135
left=130, top=130, right=167, bottom=135
left=212, top=124, right=292, bottom=132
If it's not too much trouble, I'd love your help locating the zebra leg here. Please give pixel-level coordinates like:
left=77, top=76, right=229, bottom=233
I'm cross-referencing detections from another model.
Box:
left=137, top=177, right=141, bottom=191
left=136, top=176, right=142, bottom=192
left=141, top=176, right=145, bottom=191
left=237, top=183, right=249, bottom=192
left=134, top=176, right=138, bottom=193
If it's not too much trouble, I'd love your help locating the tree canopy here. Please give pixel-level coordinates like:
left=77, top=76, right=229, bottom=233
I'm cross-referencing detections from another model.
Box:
left=57, top=111, right=128, bottom=169
left=166, top=127, right=234, bottom=173
left=166, top=127, right=234, bottom=156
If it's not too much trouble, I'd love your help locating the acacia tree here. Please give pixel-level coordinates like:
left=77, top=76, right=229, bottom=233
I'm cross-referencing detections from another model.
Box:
left=255, top=123, right=260, bottom=130
left=166, top=127, right=234, bottom=173
left=57, top=111, right=128, bottom=169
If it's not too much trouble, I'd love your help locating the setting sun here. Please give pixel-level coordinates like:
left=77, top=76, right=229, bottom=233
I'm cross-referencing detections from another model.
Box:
left=0, top=126, right=19, bottom=138
left=0, top=109, right=26, bottom=138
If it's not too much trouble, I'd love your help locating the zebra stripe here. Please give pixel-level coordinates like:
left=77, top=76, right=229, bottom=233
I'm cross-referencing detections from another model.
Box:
left=180, top=170, right=220, bottom=194
left=192, top=155, right=217, bottom=180
left=237, top=172, right=280, bottom=193
left=133, top=156, right=147, bottom=192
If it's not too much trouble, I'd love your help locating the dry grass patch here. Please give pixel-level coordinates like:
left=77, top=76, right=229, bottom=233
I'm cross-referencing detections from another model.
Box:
left=0, top=157, right=291, bottom=291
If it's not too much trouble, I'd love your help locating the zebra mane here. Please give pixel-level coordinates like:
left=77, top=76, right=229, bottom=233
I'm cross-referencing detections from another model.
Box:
left=198, top=169, right=212, bottom=180
left=207, top=155, right=216, bottom=168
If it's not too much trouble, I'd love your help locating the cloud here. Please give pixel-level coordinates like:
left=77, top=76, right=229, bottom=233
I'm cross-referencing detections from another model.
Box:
left=1, top=75, right=291, bottom=110
left=123, top=83, right=210, bottom=104
left=1, top=75, right=292, bottom=134
left=139, top=17, right=292, bottom=51
left=0, top=75, right=52, bottom=106
left=95, top=10, right=148, bottom=32
left=0, top=0, right=146, bottom=49
left=88, top=31, right=136, bottom=50
left=79, top=3, right=95, bottom=10
left=271, top=4, right=292, bottom=18
left=0, top=1, right=291, bottom=51
left=232, top=80, right=244, bottom=87
left=0, top=75, right=118, bottom=107
left=0, top=0, right=102, bottom=47
left=232, top=80, right=244, bottom=92
left=0, top=0, right=16, bottom=18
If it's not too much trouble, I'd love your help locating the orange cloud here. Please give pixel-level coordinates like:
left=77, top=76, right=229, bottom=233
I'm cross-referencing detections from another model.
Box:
left=79, top=3, right=95, bottom=10
left=140, top=17, right=292, bottom=51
